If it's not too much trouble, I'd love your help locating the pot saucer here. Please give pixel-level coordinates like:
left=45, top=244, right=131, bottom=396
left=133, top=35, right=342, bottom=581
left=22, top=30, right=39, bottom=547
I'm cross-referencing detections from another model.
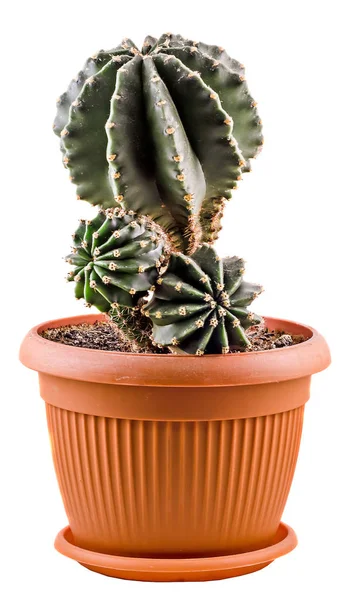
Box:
left=54, top=522, right=297, bottom=582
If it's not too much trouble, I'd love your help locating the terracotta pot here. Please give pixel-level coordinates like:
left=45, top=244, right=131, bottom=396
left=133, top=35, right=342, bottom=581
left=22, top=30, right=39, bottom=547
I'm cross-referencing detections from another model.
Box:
left=20, top=314, right=330, bottom=581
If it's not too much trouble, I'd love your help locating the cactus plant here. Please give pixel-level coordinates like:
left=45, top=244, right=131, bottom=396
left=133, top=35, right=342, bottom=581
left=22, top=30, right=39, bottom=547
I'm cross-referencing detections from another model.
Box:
left=18, top=31, right=329, bottom=586
left=143, top=245, right=263, bottom=354
left=54, top=33, right=263, bottom=252
left=109, top=304, right=155, bottom=352
left=65, top=208, right=167, bottom=312
left=57, top=33, right=264, bottom=355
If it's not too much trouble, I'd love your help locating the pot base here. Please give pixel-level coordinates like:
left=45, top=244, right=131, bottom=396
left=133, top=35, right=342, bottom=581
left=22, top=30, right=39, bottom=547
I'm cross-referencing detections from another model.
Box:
left=54, top=522, right=297, bottom=582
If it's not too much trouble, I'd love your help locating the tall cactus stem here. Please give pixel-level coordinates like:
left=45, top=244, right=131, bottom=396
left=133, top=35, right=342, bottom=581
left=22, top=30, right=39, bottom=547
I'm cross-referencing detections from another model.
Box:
left=54, top=33, right=263, bottom=253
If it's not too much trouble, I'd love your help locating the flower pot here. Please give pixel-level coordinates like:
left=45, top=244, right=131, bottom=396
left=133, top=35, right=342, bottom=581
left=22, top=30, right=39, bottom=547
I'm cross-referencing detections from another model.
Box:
left=20, top=314, right=330, bottom=581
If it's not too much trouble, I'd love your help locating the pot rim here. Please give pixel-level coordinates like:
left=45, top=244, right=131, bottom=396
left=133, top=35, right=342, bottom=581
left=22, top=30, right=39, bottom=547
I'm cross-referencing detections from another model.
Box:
left=20, top=314, right=331, bottom=387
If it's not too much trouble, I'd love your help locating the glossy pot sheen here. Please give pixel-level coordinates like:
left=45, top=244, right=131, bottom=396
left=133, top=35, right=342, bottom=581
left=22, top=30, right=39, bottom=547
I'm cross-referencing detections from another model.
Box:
left=20, top=314, right=330, bottom=563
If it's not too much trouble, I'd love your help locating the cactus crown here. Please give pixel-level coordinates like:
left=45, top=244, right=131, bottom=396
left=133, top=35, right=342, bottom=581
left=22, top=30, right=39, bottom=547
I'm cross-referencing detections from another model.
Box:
left=57, top=34, right=264, bottom=354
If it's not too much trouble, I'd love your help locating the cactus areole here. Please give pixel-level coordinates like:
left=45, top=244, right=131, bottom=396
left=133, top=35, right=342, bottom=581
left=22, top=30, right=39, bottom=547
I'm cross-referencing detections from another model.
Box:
left=55, top=32, right=265, bottom=354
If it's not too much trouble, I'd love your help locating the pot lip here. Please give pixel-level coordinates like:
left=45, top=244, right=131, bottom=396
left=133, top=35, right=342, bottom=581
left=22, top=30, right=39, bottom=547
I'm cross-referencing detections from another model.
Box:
left=19, top=313, right=331, bottom=387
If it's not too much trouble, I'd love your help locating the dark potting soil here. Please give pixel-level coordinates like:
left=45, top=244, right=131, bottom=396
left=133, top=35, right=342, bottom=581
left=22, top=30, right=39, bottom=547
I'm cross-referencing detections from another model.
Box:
left=41, top=321, right=135, bottom=352
left=243, top=325, right=306, bottom=352
left=40, top=321, right=306, bottom=353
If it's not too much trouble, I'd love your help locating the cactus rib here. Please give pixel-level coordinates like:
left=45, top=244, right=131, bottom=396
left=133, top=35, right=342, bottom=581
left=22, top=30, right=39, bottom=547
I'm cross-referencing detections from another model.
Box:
left=153, top=54, right=243, bottom=204
left=106, top=55, right=182, bottom=247
left=143, top=56, right=206, bottom=247
left=53, top=44, right=137, bottom=138
left=160, top=45, right=263, bottom=170
left=61, top=55, right=132, bottom=208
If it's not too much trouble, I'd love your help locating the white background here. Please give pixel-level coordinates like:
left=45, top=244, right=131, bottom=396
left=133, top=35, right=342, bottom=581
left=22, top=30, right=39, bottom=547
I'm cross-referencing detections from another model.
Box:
left=1, top=0, right=351, bottom=598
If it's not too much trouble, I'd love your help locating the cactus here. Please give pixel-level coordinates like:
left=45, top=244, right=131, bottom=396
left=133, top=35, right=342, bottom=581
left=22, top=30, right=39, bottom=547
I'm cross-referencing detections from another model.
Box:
left=65, top=208, right=167, bottom=312
left=142, top=245, right=263, bottom=355
left=57, top=34, right=265, bottom=355
left=54, top=33, right=263, bottom=252
left=109, top=304, right=155, bottom=352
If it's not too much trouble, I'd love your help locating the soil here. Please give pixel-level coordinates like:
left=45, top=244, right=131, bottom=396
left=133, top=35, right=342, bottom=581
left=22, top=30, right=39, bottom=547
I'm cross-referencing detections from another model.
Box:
left=41, top=321, right=130, bottom=352
left=41, top=321, right=306, bottom=353
left=241, top=324, right=306, bottom=352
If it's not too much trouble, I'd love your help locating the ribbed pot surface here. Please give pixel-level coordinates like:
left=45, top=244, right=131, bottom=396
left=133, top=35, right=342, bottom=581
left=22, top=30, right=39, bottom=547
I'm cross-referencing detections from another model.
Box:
left=46, top=404, right=304, bottom=557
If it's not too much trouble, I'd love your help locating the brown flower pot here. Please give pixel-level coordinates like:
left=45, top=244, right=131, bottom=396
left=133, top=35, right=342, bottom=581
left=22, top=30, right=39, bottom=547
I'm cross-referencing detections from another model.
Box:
left=20, top=314, right=330, bottom=581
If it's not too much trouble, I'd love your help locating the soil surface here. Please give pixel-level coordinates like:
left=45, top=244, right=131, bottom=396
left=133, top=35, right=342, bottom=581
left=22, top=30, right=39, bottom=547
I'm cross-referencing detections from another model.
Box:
left=241, top=324, right=306, bottom=352
left=41, top=321, right=130, bottom=352
left=41, top=321, right=306, bottom=353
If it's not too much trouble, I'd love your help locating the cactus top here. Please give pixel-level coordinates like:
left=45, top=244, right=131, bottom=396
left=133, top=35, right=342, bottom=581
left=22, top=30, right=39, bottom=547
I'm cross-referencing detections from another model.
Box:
left=54, top=33, right=263, bottom=253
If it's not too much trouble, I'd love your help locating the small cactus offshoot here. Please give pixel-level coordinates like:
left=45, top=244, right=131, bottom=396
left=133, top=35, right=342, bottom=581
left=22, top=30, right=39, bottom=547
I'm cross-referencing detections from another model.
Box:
left=142, top=245, right=263, bottom=354
left=65, top=209, right=167, bottom=312
left=54, top=33, right=263, bottom=252
left=109, top=304, right=155, bottom=352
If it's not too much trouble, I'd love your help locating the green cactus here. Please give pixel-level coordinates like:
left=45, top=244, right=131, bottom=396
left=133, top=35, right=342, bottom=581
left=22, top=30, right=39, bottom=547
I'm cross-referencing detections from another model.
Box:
left=57, top=34, right=265, bottom=355
left=54, top=33, right=263, bottom=252
left=142, top=245, right=263, bottom=355
left=109, top=305, right=154, bottom=352
left=65, top=208, right=167, bottom=312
